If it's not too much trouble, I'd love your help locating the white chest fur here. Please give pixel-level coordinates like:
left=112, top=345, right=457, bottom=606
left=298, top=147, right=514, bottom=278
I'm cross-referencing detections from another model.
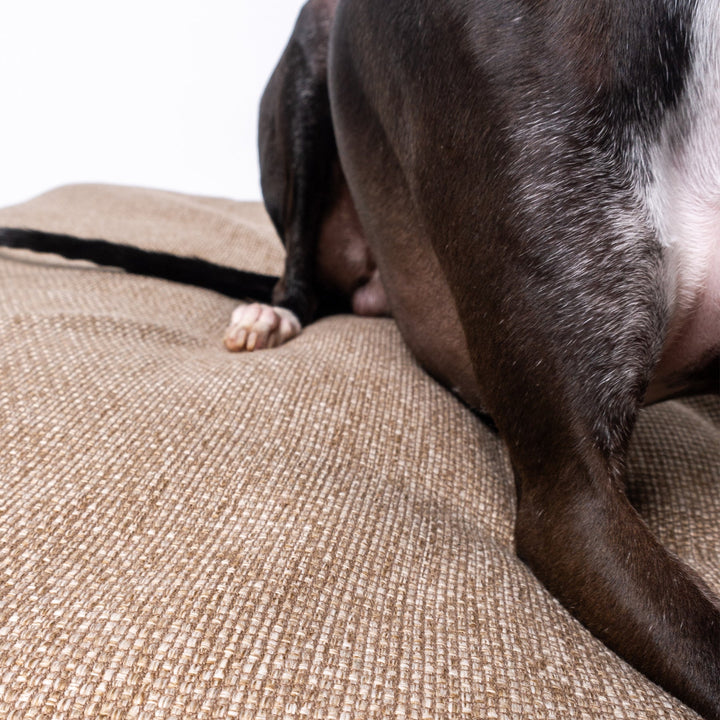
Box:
left=645, top=0, right=720, bottom=374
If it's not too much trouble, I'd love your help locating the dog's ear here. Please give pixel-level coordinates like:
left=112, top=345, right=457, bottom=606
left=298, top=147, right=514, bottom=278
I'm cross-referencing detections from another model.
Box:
left=257, top=0, right=338, bottom=324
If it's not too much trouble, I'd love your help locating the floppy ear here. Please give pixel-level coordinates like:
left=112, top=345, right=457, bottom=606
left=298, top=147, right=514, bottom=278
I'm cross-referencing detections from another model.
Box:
left=258, top=0, right=339, bottom=326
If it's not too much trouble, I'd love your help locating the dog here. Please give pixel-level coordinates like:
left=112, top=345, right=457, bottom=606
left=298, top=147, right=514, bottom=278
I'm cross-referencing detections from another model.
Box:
left=0, top=0, right=718, bottom=716
left=230, top=1, right=720, bottom=717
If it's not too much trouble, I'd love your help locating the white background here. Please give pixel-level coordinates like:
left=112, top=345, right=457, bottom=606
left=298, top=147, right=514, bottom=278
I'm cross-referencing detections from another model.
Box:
left=0, top=1, right=305, bottom=208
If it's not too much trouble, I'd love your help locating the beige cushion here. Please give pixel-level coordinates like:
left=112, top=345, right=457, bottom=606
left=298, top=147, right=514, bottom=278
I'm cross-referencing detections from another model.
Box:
left=0, top=184, right=716, bottom=718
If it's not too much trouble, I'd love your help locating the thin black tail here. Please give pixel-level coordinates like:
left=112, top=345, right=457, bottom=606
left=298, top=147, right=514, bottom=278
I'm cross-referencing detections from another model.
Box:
left=0, top=228, right=278, bottom=303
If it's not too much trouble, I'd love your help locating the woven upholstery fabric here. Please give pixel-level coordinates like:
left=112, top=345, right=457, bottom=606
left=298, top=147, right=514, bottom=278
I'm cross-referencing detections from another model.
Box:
left=0, top=184, right=717, bottom=719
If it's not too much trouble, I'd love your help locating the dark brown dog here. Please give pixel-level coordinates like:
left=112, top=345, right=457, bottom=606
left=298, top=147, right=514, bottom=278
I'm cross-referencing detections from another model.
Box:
left=226, top=1, right=720, bottom=717
left=0, top=1, right=717, bottom=716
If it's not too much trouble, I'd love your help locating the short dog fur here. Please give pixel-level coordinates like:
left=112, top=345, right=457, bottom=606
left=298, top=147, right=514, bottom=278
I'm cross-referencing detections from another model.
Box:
left=1, top=1, right=718, bottom=716
left=231, top=1, right=720, bottom=717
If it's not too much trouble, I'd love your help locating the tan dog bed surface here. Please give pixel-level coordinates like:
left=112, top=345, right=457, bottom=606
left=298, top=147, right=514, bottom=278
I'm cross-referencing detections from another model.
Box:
left=0, top=184, right=717, bottom=718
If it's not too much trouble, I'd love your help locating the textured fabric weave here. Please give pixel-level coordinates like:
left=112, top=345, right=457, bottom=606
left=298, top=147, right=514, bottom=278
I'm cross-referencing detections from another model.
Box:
left=0, top=184, right=717, bottom=719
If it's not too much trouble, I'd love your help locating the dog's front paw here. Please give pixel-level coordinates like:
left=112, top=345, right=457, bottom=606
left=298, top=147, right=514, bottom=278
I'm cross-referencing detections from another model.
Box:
left=224, top=302, right=302, bottom=352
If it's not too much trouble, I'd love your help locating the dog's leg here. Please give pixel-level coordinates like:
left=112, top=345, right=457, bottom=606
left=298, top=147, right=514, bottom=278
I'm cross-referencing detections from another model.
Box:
left=438, top=192, right=720, bottom=720
left=434, top=181, right=720, bottom=720
left=328, top=3, right=720, bottom=715
left=444, top=234, right=720, bottom=718
left=514, top=459, right=720, bottom=719
left=225, top=0, right=338, bottom=352
left=444, top=224, right=720, bottom=717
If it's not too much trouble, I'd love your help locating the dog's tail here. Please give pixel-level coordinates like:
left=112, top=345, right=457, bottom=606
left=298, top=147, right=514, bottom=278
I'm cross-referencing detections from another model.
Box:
left=0, top=227, right=278, bottom=303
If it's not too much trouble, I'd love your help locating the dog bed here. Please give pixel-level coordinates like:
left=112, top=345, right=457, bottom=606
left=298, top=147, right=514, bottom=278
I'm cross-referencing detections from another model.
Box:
left=0, top=184, right=716, bottom=718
